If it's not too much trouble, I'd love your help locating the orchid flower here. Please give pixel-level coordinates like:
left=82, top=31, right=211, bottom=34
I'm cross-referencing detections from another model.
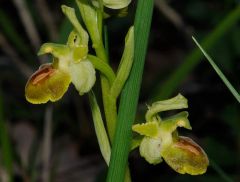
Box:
left=25, top=6, right=96, bottom=104
left=132, top=94, right=209, bottom=175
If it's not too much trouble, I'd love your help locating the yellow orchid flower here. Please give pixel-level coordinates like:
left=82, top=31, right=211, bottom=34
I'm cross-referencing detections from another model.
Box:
left=132, top=94, right=209, bottom=175
left=25, top=5, right=97, bottom=104
left=25, top=35, right=96, bottom=104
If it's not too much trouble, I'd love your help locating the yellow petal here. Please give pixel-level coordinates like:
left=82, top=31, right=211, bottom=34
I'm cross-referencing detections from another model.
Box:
left=103, top=0, right=131, bottom=9
left=69, top=60, right=96, bottom=95
left=162, top=136, right=209, bottom=175
left=25, top=64, right=71, bottom=104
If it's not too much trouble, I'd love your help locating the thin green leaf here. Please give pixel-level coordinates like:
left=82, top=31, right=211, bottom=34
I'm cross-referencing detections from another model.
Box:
left=192, top=36, right=240, bottom=103
left=88, top=91, right=111, bottom=165
left=106, top=0, right=154, bottom=181
left=150, top=6, right=240, bottom=100
left=110, top=26, right=134, bottom=99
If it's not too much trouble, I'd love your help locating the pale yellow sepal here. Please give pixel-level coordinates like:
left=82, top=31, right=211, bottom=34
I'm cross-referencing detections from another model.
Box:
left=132, top=121, right=159, bottom=138
left=38, top=43, right=70, bottom=57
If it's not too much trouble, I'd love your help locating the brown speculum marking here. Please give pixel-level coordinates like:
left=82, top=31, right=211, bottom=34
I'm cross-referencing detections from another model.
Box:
left=174, top=137, right=201, bottom=155
left=31, top=65, right=56, bottom=85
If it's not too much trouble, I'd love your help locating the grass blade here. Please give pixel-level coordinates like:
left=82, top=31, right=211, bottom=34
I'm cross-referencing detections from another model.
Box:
left=106, top=0, right=154, bottom=181
left=150, top=5, right=240, bottom=100
left=192, top=36, right=240, bottom=103
left=88, top=91, right=111, bottom=165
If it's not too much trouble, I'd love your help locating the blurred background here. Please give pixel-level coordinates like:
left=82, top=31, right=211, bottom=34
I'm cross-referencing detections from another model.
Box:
left=0, top=0, right=240, bottom=181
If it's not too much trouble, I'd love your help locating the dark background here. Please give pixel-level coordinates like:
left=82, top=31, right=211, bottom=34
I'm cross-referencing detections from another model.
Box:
left=0, top=0, right=239, bottom=181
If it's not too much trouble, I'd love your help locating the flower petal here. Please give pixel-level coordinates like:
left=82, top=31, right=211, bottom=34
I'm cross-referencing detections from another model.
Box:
left=140, top=137, right=163, bottom=165
left=103, top=0, right=131, bottom=9
left=25, top=64, right=71, bottom=104
left=145, top=94, right=188, bottom=123
left=161, top=136, right=209, bottom=175
left=158, top=111, right=192, bottom=148
left=69, top=60, right=96, bottom=95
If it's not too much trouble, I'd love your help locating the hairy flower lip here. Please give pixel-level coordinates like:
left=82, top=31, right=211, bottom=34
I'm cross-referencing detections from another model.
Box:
left=163, top=136, right=209, bottom=175
left=30, top=64, right=56, bottom=85
left=25, top=64, right=72, bottom=104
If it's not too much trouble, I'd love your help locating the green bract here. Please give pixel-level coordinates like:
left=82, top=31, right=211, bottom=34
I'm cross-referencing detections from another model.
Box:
left=132, top=94, right=209, bottom=175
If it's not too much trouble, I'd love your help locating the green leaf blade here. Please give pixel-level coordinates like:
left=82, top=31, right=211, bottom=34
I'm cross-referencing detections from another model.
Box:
left=106, top=0, right=154, bottom=181
left=192, top=36, right=240, bottom=103
left=150, top=5, right=240, bottom=100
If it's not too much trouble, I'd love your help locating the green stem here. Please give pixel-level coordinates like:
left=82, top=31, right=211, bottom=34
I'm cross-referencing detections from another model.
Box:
left=106, top=0, right=154, bottom=181
left=90, top=26, right=132, bottom=182
left=94, top=40, right=118, bottom=142
left=76, top=1, right=131, bottom=180
left=76, top=0, right=117, bottom=143
left=88, top=91, right=132, bottom=182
